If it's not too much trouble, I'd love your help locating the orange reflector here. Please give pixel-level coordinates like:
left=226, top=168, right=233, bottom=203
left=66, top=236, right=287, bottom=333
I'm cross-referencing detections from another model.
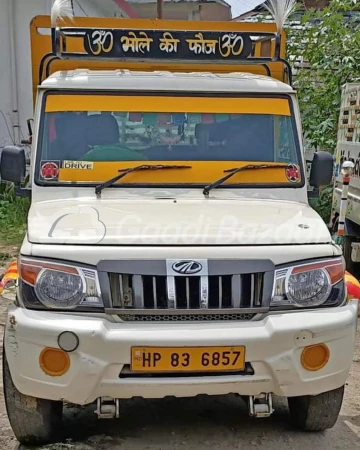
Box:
left=20, top=259, right=78, bottom=286
left=301, top=344, right=330, bottom=371
left=39, top=348, right=70, bottom=377
left=292, top=260, right=344, bottom=285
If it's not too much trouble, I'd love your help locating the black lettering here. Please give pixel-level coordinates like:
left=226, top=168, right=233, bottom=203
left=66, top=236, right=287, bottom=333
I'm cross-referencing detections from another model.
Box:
left=232, top=351, right=241, bottom=366
left=202, top=352, right=210, bottom=366
left=171, top=353, right=180, bottom=367
left=222, top=351, right=231, bottom=366
left=153, top=353, right=161, bottom=367
left=142, top=352, right=152, bottom=368
left=212, top=352, right=220, bottom=366
left=181, top=353, right=190, bottom=367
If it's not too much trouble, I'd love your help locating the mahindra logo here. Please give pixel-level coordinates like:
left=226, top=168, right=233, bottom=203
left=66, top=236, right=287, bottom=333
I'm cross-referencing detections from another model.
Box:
left=172, top=261, right=202, bottom=275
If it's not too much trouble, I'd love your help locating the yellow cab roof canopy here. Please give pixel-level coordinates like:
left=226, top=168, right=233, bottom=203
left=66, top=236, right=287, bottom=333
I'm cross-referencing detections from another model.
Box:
left=30, top=16, right=290, bottom=107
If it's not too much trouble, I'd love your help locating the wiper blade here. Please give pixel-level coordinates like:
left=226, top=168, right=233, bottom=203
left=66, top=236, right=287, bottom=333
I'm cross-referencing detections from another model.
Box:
left=203, top=163, right=290, bottom=196
left=95, top=164, right=192, bottom=197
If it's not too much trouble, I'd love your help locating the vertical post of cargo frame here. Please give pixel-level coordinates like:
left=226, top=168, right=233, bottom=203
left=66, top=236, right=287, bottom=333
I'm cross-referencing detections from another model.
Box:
left=157, top=0, right=163, bottom=19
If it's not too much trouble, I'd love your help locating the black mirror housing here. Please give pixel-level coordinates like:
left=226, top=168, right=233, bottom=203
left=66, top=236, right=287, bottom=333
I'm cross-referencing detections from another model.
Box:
left=0, top=146, right=26, bottom=184
left=309, top=151, right=334, bottom=188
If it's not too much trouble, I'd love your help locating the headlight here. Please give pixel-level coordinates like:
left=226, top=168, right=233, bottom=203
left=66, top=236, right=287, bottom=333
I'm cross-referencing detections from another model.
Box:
left=272, top=258, right=345, bottom=308
left=36, top=269, right=84, bottom=309
left=19, top=258, right=103, bottom=310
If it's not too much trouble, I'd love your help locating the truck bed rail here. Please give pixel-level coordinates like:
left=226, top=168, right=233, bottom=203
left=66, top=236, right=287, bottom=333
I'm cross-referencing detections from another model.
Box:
left=30, top=16, right=292, bottom=105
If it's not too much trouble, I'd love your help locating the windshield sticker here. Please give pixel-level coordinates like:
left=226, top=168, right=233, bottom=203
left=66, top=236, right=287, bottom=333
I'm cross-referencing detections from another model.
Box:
left=285, top=164, right=301, bottom=183
left=62, top=161, right=94, bottom=170
left=40, top=161, right=59, bottom=181
left=45, top=96, right=291, bottom=116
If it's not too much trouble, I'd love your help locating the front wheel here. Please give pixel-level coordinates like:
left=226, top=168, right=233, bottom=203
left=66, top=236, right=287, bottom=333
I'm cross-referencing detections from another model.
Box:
left=288, top=386, right=344, bottom=431
left=3, top=349, right=63, bottom=445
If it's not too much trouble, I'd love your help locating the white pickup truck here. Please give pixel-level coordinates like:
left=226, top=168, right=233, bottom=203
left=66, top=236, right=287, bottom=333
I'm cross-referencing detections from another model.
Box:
left=0, top=10, right=357, bottom=447
left=332, top=83, right=360, bottom=273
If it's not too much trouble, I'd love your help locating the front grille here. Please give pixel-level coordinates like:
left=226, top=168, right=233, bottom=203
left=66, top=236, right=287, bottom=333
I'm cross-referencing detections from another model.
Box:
left=118, top=313, right=256, bottom=322
left=109, top=273, right=264, bottom=310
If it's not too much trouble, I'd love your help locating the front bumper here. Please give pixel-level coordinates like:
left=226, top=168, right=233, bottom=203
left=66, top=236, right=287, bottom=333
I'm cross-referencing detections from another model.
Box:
left=4, top=302, right=358, bottom=405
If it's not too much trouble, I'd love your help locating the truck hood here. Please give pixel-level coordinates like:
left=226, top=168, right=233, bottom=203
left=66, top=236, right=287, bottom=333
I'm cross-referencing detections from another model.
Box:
left=27, top=198, right=331, bottom=246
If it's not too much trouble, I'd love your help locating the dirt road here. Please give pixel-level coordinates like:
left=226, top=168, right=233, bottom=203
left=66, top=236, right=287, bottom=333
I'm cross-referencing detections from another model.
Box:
left=0, top=257, right=360, bottom=450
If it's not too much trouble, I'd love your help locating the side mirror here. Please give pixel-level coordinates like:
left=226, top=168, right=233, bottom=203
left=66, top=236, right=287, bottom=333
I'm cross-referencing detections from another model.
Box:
left=0, top=146, right=26, bottom=184
left=309, top=151, right=334, bottom=188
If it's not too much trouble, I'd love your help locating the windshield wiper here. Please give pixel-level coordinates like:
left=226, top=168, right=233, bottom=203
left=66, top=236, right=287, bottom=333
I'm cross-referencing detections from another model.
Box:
left=203, top=163, right=290, bottom=196
left=95, top=164, right=192, bottom=197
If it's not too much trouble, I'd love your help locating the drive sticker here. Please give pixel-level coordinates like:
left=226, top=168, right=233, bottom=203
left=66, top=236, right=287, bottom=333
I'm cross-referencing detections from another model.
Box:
left=285, top=164, right=301, bottom=183
left=62, top=161, right=94, bottom=170
left=40, top=161, right=59, bottom=180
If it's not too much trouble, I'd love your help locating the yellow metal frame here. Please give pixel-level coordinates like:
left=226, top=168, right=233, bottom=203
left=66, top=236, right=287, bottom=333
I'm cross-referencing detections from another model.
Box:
left=30, top=16, right=287, bottom=107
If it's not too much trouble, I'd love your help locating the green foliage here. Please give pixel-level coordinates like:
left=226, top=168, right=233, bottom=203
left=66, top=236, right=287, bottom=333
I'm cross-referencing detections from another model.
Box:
left=312, top=185, right=334, bottom=225
left=0, top=183, right=29, bottom=245
left=287, top=0, right=360, bottom=152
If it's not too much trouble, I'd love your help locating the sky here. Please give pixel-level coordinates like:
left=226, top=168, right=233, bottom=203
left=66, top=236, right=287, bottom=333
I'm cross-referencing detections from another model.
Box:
left=226, top=0, right=264, bottom=18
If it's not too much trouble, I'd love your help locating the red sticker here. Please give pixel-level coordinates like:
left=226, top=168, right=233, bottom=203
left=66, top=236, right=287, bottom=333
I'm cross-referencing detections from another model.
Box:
left=286, top=164, right=301, bottom=183
left=40, top=161, right=59, bottom=180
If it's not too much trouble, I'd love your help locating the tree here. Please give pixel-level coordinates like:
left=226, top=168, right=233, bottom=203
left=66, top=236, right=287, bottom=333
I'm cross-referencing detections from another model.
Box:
left=287, top=0, right=360, bottom=152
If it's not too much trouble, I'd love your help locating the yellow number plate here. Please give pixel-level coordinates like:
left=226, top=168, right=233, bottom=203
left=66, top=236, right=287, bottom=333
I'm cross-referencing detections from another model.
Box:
left=131, top=346, right=246, bottom=373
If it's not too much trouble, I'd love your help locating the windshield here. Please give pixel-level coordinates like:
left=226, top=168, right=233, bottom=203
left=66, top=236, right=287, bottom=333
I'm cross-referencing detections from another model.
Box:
left=36, top=93, right=302, bottom=187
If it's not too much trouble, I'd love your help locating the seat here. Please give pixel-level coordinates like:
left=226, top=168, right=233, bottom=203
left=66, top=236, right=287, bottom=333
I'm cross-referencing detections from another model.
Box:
left=49, top=113, right=89, bottom=160
left=87, top=114, right=120, bottom=147
left=82, top=114, right=149, bottom=161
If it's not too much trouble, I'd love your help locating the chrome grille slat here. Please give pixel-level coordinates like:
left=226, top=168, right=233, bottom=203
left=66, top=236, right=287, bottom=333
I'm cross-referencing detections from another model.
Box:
left=219, top=276, right=223, bottom=308
left=231, top=275, right=241, bottom=308
left=200, top=275, right=209, bottom=309
left=133, top=275, right=144, bottom=309
left=254, top=274, right=262, bottom=307
left=167, top=276, right=176, bottom=309
left=250, top=274, right=255, bottom=308
left=118, top=274, right=124, bottom=308
left=186, top=277, right=190, bottom=309
left=109, top=273, right=122, bottom=307
left=152, top=277, right=158, bottom=309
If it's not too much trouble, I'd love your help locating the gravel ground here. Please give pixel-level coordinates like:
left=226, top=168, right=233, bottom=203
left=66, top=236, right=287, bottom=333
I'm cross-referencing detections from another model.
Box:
left=0, top=256, right=360, bottom=450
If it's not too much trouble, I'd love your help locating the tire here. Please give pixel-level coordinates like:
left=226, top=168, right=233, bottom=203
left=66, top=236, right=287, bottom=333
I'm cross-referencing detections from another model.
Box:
left=288, top=386, right=344, bottom=431
left=3, top=349, right=63, bottom=445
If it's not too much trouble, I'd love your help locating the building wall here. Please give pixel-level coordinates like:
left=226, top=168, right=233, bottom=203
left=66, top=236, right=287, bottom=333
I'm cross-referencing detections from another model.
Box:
left=131, top=2, right=194, bottom=20
left=200, top=3, right=231, bottom=21
left=0, top=0, right=13, bottom=147
left=0, top=0, right=119, bottom=147
left=130, top=2, right=230, bottom=21
left=303, top=0, right=329, bottom=7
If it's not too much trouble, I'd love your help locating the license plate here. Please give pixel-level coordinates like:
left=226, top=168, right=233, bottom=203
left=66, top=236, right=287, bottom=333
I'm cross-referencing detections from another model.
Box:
left=131, top=346, right=246, bottom=373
